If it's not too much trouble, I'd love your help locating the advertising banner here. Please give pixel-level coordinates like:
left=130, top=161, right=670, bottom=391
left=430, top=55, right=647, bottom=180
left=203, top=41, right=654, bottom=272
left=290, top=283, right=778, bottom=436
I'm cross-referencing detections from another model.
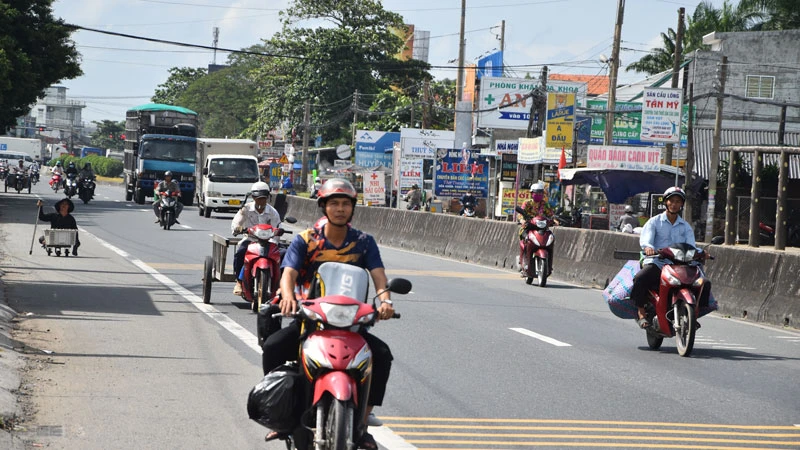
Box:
left=478, top=77, right=587, bottom=130
left=355, top=130, right=399, bottom=169
left=500, top=154, right=517, bottom=181
left=587, top=99, right=691, bottom=147
left=640, top=88, right=682, bottom=143
left=586, top=145, right=662, bottom=171
left=477, top=51, right=503, bottom=80
left=499, top=188, right=532, bottom=216
left=434, top=149, right=489, bottom=197
left=545, top=92, right=575, bottom=150
left=400, top=128, right=455, bottom=159
left=517, top=137, right=543, bottom=164
left=398, top=158, right=423, bottom=196
left=362, top=171, right=386, bottom=206
left=495, top=139, right=519, bottom=155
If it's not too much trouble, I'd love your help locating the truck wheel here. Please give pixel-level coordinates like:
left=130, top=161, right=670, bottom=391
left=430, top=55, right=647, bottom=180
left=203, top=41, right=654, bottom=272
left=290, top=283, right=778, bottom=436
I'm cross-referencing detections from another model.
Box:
left=203, top=206, right=211, bottom=218
left=181, top=192, right=193, bottom=207
left=134, top=189, right=145, bottom=205
left=125, top=189, right=133, bottom=201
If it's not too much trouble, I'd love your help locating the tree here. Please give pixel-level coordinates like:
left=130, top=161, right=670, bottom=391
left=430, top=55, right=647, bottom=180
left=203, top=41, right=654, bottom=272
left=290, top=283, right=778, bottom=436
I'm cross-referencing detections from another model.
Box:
left=625, top=29, right=678, bottom=75
left=89, top=120, right=126, bottom=150
left=249, top=0, right=431, bottom=142
left=739, top=0, right=800, bottom=30
left=0, top=0, right=82, bottom=130
left=151, top=67, right=207, bottom=105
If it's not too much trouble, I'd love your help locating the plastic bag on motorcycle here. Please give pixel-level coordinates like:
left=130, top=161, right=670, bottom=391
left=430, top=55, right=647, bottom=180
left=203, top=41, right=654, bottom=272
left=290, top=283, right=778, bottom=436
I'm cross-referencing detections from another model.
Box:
left=602, top=260, right=718, bottom=319
left=247, top=364, right=303, bottom=432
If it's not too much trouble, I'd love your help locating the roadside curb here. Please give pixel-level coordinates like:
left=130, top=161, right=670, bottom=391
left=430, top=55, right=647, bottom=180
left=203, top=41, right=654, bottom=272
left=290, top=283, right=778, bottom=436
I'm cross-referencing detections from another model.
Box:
left=0, top=263, right=26, bottom=449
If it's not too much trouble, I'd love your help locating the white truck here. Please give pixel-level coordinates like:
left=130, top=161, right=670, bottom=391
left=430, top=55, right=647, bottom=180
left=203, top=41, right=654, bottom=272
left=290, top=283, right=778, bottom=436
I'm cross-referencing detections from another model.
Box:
left=0, top=137, right=43, bottom=168
left=195, top=138, right=261, bottom=218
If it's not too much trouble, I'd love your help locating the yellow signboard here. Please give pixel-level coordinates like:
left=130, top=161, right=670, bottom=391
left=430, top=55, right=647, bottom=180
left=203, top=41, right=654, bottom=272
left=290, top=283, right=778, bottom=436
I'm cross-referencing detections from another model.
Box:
left=545, top=92, right=575, bottom=150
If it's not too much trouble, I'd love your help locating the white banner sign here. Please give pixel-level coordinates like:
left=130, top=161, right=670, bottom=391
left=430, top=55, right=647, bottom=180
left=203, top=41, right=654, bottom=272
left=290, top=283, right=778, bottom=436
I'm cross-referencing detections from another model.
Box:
left=362, top=171, right=386, bottom=206
left=517, top=137, right=544, bottom=165
left=587, top=145, right=662, bottom=171
left=400, top=128, right=455, bottom=159
left=641, top=88, right=683, bottom=143
left=477, top=77, right=587, bottom=130
left=495, top=139, right=519, bottom=155
left=398, top=158, right=423, bottom=195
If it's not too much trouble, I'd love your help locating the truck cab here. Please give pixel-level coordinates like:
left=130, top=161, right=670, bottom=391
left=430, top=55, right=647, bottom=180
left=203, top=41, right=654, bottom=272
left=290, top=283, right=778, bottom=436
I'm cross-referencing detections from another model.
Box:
left=195, top=138, right=259, bottom=218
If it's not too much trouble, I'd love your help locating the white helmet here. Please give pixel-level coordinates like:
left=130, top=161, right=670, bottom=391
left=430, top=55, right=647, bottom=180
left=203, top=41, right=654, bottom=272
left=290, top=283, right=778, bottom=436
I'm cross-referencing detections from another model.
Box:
left=250, top=181, right=271, bottom=199
left=529, top=182, right=544, bottom=193
left=624, top=205, right=634, bottom=213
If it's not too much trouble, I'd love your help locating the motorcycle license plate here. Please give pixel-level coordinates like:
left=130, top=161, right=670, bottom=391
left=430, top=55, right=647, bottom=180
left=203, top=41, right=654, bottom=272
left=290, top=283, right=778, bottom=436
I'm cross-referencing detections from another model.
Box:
left=228, top=199, right=241, bottom=206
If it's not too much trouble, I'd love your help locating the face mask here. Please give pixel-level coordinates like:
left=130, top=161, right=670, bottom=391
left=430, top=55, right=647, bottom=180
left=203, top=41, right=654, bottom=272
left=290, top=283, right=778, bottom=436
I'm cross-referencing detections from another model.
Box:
left=533, top=193, right=543, bottom=202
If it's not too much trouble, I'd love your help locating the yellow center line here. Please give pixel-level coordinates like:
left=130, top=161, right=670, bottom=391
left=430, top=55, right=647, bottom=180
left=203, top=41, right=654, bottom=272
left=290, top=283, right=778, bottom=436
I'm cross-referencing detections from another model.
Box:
left=396, top=432, right=800, bottom=445
left=385, top=425, right=800, bottom=437
left=378, top=417, right=799, bottom=430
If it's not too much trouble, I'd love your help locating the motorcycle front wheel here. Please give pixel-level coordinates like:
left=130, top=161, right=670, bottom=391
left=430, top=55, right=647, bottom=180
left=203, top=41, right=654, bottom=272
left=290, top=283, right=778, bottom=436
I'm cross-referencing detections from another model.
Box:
left=254, top=269, right=271, bottom=313
left=535, top=256, right=548, bottom=287
left=675, top=301, right=696, bottom=357
left=324, top=397, right=352, bottom=450
left=163, top=210, right=173, bottom=230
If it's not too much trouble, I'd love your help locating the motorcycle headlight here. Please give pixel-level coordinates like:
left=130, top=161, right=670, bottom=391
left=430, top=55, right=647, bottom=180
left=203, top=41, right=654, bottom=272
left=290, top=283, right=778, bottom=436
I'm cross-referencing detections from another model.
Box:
left=253, top=228, right=274, bottom=240
left=320, top=303, right=359, bottom=328
left=301, top=306, right=321, bottom=322
left=666, top=273, right=681, bottom=286
left=535, top=219, right=548, bottom=228
left=693, top=277, right=705, bottom=287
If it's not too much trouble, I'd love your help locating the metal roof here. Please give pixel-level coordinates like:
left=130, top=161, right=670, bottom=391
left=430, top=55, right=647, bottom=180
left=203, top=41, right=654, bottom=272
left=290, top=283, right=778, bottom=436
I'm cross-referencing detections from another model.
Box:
left=692, top=127, right=800, bottom=179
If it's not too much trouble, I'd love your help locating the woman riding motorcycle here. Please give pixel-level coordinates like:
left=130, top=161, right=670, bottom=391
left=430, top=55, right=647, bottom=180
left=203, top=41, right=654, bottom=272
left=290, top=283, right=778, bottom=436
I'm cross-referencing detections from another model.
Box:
left=517, top=182, right=556, bottom=275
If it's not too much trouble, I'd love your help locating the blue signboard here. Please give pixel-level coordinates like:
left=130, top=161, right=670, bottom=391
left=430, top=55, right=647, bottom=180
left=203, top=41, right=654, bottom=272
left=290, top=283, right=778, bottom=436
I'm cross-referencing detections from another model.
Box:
left=477, top=51, right=503, bottom=80
left=355, top=130, right=399, bottom=169
left=434, top=149, right=489, bottom=197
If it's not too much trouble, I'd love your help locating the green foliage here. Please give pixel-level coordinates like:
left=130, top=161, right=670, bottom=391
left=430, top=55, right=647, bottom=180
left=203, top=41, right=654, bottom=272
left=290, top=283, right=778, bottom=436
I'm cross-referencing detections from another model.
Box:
left=151, top=67, right=207, bottom=105
left=90, top=120, right=126, bottom=150
left=625, top=29, right=677, bottom=75
left=739, top=0, right=800, bottom=30
left=53, top=155, right=123, bottom=177
left=0, top=0, right=82, bottom=130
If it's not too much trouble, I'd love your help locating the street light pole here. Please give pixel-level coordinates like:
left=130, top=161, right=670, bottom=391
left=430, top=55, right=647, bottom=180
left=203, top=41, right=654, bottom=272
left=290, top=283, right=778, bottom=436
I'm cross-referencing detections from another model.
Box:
left=455, top=0, right=466, bottom=104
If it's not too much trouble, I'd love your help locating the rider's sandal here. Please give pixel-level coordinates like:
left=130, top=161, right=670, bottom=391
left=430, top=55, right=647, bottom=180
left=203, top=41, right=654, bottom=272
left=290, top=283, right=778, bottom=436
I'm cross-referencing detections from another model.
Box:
left=264, top=431, right=289, bottom=442
left=358, top=432, right=378, bottom=450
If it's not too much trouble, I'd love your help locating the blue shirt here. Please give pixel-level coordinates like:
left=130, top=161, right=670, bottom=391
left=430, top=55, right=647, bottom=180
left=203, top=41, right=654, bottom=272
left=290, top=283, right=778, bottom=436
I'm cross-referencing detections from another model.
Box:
left=281, top=224, right=384, bottom=289
left=639, top=211, right=696, bottom=268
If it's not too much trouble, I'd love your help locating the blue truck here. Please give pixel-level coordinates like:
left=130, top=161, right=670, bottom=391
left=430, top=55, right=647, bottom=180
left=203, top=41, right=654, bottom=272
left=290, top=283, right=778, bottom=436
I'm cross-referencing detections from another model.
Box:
left=80, top=146, right=104, bottom=158
left=123, top=104, right=199, bottom=205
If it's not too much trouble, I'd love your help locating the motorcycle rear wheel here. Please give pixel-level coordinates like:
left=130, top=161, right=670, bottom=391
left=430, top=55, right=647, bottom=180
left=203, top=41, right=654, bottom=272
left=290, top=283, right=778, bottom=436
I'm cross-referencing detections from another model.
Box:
left=675, top=302, right=696, bottom=357
left=254, top=269, right=271, bottom=313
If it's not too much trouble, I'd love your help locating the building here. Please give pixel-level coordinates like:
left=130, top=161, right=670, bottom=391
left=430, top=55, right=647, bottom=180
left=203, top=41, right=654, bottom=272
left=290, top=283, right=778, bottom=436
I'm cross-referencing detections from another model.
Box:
left=29, top=86, right=86, bottom=143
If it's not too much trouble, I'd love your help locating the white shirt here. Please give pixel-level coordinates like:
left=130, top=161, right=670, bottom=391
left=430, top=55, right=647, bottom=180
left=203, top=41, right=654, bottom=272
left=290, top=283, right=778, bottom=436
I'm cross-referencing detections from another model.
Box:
left=230, top=201, right=282, bottom=236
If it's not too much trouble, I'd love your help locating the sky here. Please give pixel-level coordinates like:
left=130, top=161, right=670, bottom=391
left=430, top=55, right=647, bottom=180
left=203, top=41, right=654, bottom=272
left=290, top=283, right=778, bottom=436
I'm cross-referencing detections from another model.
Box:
left=51, top=0, right=728, bottom=125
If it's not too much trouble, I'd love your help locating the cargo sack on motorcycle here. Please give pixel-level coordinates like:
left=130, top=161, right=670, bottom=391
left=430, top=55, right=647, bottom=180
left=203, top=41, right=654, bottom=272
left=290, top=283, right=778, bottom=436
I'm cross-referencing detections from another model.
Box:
left=603, top=261, right=719, bottom=319
left=247, top=364, right=302, bottom=432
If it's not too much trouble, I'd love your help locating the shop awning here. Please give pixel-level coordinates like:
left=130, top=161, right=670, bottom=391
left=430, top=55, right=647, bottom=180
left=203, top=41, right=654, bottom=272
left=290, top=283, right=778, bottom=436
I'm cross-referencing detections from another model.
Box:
left=559, top=165, right=687, bottom=203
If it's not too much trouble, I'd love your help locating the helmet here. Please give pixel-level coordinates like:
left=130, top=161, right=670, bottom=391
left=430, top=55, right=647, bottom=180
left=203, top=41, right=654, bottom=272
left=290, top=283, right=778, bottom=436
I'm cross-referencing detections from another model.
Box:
left=83, top=163, right=91, bottom=169
left=624, top=205, right=634, bottom=213
left=68, top=162, right=75, bottom=168
left=315, top=177, right=321, bottom=182
left=164, top=170, right=173, bottom=178
left=663, top=186, right=686, bottom=201
left=56, top=161, right=62, bottom=167
left=317, top=178, right=357, bottom=206
left=529, top=182, right=544, bottom=193
left=250, top=181, right=271, bottom=199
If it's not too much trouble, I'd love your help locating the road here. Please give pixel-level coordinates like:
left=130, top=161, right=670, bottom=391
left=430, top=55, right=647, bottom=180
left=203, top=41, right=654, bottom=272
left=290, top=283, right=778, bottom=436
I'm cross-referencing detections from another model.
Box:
left=1, top=180, right=799, bottom=450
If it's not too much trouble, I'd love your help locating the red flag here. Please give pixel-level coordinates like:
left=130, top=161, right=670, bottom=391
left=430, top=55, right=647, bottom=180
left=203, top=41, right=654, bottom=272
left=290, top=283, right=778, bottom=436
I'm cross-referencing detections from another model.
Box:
left=558, top=146, right=567, bottom=180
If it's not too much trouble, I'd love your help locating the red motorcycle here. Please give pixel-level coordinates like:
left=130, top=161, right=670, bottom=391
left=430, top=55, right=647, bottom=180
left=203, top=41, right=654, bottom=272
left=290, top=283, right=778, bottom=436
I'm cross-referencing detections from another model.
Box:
left=49, top=173, right=62, bottom=192
left=235, top=218, right=296, bottom=313
left=260, top=262, right=411, bottom=450
left=641, top=240, right=721, bottom=357
left=516, top=207, right=554, bottom=287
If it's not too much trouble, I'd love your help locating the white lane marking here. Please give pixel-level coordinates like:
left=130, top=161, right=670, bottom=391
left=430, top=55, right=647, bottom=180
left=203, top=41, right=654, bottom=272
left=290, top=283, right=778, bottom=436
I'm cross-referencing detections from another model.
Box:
left=86, top=229, right=261, bottom=354
left=114, top=199, right=121, bottom=202
left=177, top=224, right=192, bottom=229
left=711, top=346, right=757, bottom=350
left=82, top=229, right=416, bottom=450
left=509, top=327, right=572, bottom=347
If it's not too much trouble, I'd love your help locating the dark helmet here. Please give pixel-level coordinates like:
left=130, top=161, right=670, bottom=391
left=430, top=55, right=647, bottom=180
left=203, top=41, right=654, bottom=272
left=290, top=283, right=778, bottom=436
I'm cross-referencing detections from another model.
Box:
left=317, top=178, right=357, bottom=207
left=663, top=186, right=686, bottom=202
left=68, top=161, right=75, bottom=168
left=164, top=171, right=173, bottom=178
left=83, top=162, right=91, bottom=169
left=250, top=181, right=271, bottom=199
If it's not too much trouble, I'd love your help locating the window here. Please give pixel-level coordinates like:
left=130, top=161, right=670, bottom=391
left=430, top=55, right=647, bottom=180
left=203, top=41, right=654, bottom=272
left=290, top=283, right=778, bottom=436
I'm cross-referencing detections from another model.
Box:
left=745, top=75, right=775, bottom=99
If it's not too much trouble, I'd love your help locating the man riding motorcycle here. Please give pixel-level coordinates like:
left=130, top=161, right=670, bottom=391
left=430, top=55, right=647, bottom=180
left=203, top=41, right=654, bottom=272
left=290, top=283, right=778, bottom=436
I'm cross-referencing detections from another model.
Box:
left=230, top=182, right=282, bottom=296
left=631, top=186, right=707, bottom=328
left=459, top=190, right=477, bottom=216
left=78, top=162, right=96, bottom=199
left=263, top=178, right=394, bottom=450
left=152, top=171, right=183, bottom=223
left=618, top=205, right=639, bottom=233
left=404, top=183, right=422, bottom=210
left=518, top=182, right=556, bottom=274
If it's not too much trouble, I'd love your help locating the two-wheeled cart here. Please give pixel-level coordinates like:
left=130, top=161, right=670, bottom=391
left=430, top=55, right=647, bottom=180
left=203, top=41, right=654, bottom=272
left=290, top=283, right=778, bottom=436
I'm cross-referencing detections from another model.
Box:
left=42, top=229, right=77, bottom=257
left=201, top=234, right=242, bottom=305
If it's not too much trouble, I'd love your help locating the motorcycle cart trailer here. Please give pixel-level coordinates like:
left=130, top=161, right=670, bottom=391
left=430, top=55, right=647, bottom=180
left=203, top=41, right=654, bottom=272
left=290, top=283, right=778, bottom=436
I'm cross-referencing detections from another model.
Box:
left=201, top=234, right=242, bottom=305
left=42, top=229, right=77, bottom=257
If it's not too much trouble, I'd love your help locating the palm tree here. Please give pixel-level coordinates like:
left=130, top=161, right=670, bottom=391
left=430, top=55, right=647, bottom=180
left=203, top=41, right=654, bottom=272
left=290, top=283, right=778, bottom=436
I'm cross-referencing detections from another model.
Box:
left=739, top=0, right=800, bottom=30
left=625, top=28, right=677, bottom=75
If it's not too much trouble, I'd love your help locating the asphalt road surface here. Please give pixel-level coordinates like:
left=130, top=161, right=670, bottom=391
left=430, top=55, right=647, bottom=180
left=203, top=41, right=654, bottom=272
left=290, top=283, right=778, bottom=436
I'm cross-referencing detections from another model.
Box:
left=1, top=180, right=799, bottom=450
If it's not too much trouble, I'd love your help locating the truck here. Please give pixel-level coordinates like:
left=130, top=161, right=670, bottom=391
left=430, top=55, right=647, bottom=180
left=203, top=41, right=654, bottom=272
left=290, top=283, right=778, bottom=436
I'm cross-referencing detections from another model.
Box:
left=80, top=146, right=104, bottom=158
left=0, top=137, right=43, bottom=165
left=195, top=138, right=260, bottom=218
left=124, top=104, right=199, bottom=205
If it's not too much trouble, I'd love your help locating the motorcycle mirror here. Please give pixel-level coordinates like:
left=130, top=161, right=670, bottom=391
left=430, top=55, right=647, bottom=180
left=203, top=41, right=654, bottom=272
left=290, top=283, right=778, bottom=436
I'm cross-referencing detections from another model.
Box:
left=386, top=278, right=412, bottom=295
left=710, top=236, right=724, bottom=245
left=284, top=216, right=297, bottom=224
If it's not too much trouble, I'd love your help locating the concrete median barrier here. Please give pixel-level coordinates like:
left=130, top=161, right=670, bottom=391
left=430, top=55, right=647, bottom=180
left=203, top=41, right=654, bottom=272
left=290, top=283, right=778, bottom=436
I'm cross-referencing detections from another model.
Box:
left=284, top=196, right=798, bottom=328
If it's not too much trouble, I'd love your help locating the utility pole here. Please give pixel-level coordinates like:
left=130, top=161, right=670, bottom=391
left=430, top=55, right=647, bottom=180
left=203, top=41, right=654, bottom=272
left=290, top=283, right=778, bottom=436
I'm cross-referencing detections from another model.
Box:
left=301, top=98, right=310, bottom=190
left=455, top=0, right=466, bottom=104
left=683, top=83, right=695, bottom=223
left=704, top=55, right=727, bottom=243
left=775, top=105, right=788, bottom=250
left=422, top=80, right=431, bottom=129
left=351, top=89, right=359, bottom=145
left=527, top=66, right=548, bottom=138
left=664, top=7, right=685, bottom=166
left=499, top=20, right=505, bottom=76
left=604, top=0, right=625, bottom=145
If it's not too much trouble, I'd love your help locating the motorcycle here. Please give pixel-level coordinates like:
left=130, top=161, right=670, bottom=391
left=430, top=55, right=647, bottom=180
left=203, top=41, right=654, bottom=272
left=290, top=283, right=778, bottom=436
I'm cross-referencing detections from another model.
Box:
left=79, top=177, right=96, bottom=204
left=64, top=173, right=78, bottom=198
left=554, top=206, right=582, bottom=228
left=253, top=262, right=411, bottom=450
left=461, top=200, right=476, bottom=217
left=30, top=166, right=40, bottom=184
left=640, top=239, right=722, bottom=357
left=49, top=173, right=62, bottom=193
left=156, top=191, right=180, bottom=230
left=235, top=218, right=297, bottom=313
left=516, top=206, right=554, bottom=287
left=4, top=171, right=30, bottom=194
left=759, top=210, right=800, bottom=247
left=0, top=165, right=9, bottom=181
